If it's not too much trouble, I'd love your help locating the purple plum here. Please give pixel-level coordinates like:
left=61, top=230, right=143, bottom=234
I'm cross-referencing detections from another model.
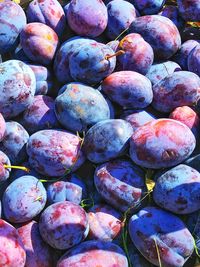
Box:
left=0, top=151, right=11, bottom=182
left=178, top=0, right=200, bottom=22
left=132, top=0, right=165, bottom=15
left=160, top=5, right=185, bottom=30
left=0, top=113, right=5, bottom=141
left=188, top=44, right=200, bottom=76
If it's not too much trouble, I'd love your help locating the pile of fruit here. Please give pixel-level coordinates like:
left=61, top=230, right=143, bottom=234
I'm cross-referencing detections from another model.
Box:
left=0, top=0, right=200, bottom=266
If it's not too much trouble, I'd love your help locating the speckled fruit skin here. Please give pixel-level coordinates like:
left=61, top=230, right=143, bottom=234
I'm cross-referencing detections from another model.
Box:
left=27, top=129, right=85, bottom=177
left=178, top=0, right=200, bottom=22
left=131, top=0, right=165, bottom=15
left=160, top=5, right=185, bottom=30
left=117, top=33, right=154, bottom=75
left=39, top=201, right=89, bottom=250
left=17, top=220, right=54, bottom=267
left=153, top=164, right=200, bottom=214
left=129, top=15, right=181, bottom=60
left=146, top=61, right=181, bottom=86
left=106, top=0, right=137, bottom=40
left=0, top=219, right=26, bottom=267
left=129, top=207, right=194, bottom=267
left=152, top=71, right=200, bottom=113
left=69, top=43, right=116, bottom=85
left=83, top=119, right=133, bottom=163
left=27, top=0, right=66, bottom=37
left=169, top=106, right=200, bottom=138
left=57, top=240, right=128, bottom=267
left=47, top=173, right=87, bottom=205
left=94, top=159, right=146, bottom=212
left=55, top=82, right=110, bottom=132
left=0, top=1, right=27, bottom=54
left=67, top=0, right=108, bottom=37
left=20, top=22, right=59, bottom=65
left=102, top=71, right=153, bottom=109
left=20, top=95, right=59, bottom=134
left=88, top=204, right=122, bottom=242
left=0, top=121, right=29, bottom=165
left=129, top=119, right=196, bottom=169
left=0, top=151, right=11, bottom=182
left=3, top=175, right=46, bottom=223
left=0, top=60, right=36, bottom=119
left=0, top=113, right=5, bottom=141
left=188, top=44, right=200, bottom=76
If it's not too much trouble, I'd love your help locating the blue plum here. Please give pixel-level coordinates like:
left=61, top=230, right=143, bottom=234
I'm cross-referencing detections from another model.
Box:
left=3, top=175, right=47, bottom=223
left=55, top=82, right=110, bottom=132
left=188, top=44, right=200, bottom=77
left=129, top=207, right=194, bottom=267
left=83, top=119, right=133, bottom=163
left=0, top=113, right=5, bottom=141
left=0, top=151, right=11, bottom=182
left=160, top=5, right=185, bottom=30
left=39, top=201, right=89, bottom=250
left=0, top=60, right=36, bottom=119
left=129, top=119, right=196, bottom=169
left=27, top=129, right=85, bottom=177
left=131, top=0, right=165, bottom=15
left=102, top=71, right=153, bottom=108
left=94, top=159, right=146, bottom=212
left=178, top=0, right=200, bottom=22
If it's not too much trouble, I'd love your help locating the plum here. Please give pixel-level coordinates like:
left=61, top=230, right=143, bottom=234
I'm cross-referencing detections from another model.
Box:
left=39, top=201, right=89, bottom=250
left=0, top=121, right=29, bottom=165
left=67, top=0, right=108, bottom=37
left=0, top=219, right=26, bottom=267
left=129, top=15, right=181, bottom=60
left=153, top=164, right=200, bottom=214
left=0, top=151, right=11, bottom=182
left=57, top=240, right=128, bottom=267
left=160, top=5, right=185, bottom=30
left=55, top=82, right=110, bottom=132
left=129, top=119, right=196, bottom=169
left=94, top=159, right=146, bottom=213
left=102, top=71, right=153, bottom=109
left=106, top=0, right=137, bottom=40
left=47, top=173, right=87, bottom=205
left=83, top=119, right=133, bottom=163
left=0, top=60, right=36, bottom=119
left=129, top=207, right=194, bottom=267
left=178, top=0, right=200, bottom=22
left=68, top=42, right=116, bottom=85
left=20, top=95, right=59, bottom=134
left=3, top=175, right=46, bottom=223
left=152, top=71, right=200, bottom=113
left=169, top=106, right=200, bottom=138
left=0, top=1, right=26, bottom=54
left=0, top=113, right=5, bottom=141
left=146, top=61, right=181, bottom=86
left=131, top=0, right=165, bottom=15
left=27, top=0, right=66, bottom=37
left=27, top=129, right=85, bottom=177
left=88, top=204, right=122, bottom=242
left=188, top=44, right=200, bottom=77
left=17, top=220, right=54, bottom=267
left=20, top=22, right=59, bottom=65
left=117, top=33, right=154, bottom=75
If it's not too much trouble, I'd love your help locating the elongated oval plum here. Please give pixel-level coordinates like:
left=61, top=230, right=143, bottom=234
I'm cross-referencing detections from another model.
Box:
left=0, top=151, right=11, bottom=182
left=153, top=164, right=200, bottom=214
left=106, top=0, right=137, bottom=40
left=102, top=71, right=153, bottom=109
left=83, top=119, right=133, bottom=163
left=0, top=219, right=26, bottom=267
left=20, top=95, right=59, bottom=134
left=129, top=15, right=181, bottom=60
left=55, top=82, right=110, bottom=132
left=20, top=22, right=59, bottom=65
left=3, top=175, right=47, bottom=223
left=27, top=0, right=66, bottom=37
left=39, top=201, right=89, bottom=250
left=94, top=159, right=146, bottom=212
left=152, top=71, right=200, bottom=113
left=0, top=60, right=36, bottom=119
left=0, top=113, right=5, bottom=141
left=18, top=220, right=54, bottom=267
left=67, top=0, right=108, bottom=37
left=0, top=1, right=26, bottom=54
left=129, top=207, right=194, bottom=267
left=57, top=240, right=128, bottom=267
left=129, top=119, right=196, bottom=169
left=178, top=0, right=200, bottom=22
left=188, top=44, right=200, bottom=76
left=27, top=129, right=85, bottom=177
left=160, top=5, right=185, bottom=30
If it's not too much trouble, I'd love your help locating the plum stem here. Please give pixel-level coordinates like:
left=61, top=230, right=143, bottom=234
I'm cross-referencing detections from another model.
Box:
left=3, top=164, right=30, bottom=172
left=154, top=238, right=163, bottom=267
left=115, top=27, right=129, bottom=41
left=80, top=197, right=94, bottom=209
left=105, top=50, right=125, bottom=60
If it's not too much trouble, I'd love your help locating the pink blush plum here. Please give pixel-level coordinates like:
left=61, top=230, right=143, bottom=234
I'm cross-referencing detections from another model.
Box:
left=0, top=113, right=5, bottom=141
left=0, top=219, right=26, bottom=267
left=20, top=22, right=59, bottom=65
left=39, top=201, right=89, bottom=250
left=129, top=119, right=196, bottom=169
